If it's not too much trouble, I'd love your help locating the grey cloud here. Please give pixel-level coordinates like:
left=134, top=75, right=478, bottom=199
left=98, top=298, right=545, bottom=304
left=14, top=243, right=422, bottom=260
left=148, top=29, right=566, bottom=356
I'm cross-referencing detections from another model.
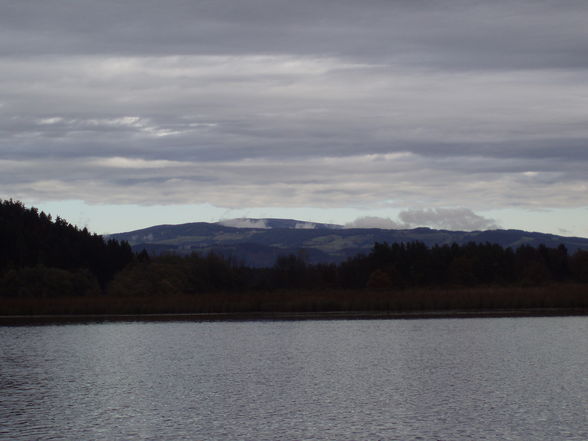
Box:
left=345, top=208, right=499, bottom=231
left=219, top=218, right=269, bottom=229
left=398, top=208, right=499, bottom=231
left=2, top=56, right=587, bottom=164
left=294, top=222, right=317, bottom=230
left=2, top=1, right=588, bottom=71
left=3, top=152, right=587, bottom=210
left=1, top=0, right=588, bottom=222
left=345, top=217, right=403, bottom=229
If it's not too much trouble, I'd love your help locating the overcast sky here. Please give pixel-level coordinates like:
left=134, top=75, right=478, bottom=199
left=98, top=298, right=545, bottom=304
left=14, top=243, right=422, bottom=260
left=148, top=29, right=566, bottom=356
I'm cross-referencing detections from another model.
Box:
left=1, top=0, right=587, bottom=235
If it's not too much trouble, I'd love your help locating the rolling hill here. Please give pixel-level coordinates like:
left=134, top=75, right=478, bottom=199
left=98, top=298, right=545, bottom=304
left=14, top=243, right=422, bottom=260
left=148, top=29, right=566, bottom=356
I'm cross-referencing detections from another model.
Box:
left=109, top=219, right=588, bottom=267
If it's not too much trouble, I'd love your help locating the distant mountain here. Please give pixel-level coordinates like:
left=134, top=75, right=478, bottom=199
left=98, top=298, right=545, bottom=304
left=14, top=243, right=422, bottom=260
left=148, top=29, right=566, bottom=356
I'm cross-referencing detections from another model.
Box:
left=109, top=218, right=588, bottom=267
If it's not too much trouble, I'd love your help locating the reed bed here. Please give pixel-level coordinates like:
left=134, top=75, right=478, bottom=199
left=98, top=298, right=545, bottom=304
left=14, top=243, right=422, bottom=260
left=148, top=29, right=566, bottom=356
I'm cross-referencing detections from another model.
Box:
left=1, top=283, right=586, bottom=316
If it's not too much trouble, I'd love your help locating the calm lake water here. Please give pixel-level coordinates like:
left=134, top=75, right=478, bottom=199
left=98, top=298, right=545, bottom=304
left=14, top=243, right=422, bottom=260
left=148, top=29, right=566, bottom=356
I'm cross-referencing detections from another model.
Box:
left=1, top=317, right=586, bottom=441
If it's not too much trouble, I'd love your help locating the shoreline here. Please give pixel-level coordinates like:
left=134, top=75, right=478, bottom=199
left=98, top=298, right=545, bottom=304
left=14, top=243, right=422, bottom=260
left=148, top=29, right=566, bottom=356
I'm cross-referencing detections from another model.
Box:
left=1, top=307, right=586, bottom=325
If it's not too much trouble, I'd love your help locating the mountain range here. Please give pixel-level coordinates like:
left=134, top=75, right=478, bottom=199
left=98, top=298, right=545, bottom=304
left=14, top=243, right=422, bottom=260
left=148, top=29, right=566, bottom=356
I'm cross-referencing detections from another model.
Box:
left=109, top=218, right=588, bottom=267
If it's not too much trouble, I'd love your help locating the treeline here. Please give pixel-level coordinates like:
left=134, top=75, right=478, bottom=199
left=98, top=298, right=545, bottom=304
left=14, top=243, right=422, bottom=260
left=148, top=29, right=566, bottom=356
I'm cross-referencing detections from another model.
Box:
left=1, top=199, right=587, bottom=313
left=0, top=199, right=133, bottom=297
left=106, top=241, right=588, bottom=297
left=343, top=241, right=588, bottom=288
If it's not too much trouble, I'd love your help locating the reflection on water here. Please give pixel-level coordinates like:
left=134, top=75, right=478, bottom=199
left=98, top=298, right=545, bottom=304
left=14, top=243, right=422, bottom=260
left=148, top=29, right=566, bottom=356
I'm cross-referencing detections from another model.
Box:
left=1, top=317, right=587, bottom=441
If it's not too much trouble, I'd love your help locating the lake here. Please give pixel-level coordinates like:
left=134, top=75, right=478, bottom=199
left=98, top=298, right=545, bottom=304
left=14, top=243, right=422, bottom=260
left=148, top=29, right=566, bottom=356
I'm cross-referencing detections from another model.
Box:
left=1, top=317, right=586, bottom=441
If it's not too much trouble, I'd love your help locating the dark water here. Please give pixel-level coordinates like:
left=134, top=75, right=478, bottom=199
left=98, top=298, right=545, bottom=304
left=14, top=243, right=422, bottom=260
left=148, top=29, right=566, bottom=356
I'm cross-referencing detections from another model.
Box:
left=1, top=317, right=586, bottom=441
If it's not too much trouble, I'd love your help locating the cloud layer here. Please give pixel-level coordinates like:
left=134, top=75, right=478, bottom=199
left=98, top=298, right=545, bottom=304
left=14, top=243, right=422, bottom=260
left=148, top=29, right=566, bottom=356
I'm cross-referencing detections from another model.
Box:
left=1, top=0, right=587, bottom=230
left=346, top=208, right=498, bottom=231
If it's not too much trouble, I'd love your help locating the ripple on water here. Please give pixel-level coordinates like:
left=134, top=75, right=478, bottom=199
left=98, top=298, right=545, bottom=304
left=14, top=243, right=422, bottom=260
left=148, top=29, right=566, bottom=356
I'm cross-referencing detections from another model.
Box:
left=0, top=317, right=587, bottom=441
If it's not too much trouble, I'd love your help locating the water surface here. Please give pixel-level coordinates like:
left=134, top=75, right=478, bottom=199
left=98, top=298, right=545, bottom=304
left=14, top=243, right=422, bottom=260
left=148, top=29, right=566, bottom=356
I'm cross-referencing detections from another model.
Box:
left=1, top=317, right=586, bottom=440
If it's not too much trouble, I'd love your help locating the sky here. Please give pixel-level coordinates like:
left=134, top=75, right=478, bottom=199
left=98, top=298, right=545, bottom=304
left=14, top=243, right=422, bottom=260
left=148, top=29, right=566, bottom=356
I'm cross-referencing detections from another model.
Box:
left=1, top=0, right=587, bottom=236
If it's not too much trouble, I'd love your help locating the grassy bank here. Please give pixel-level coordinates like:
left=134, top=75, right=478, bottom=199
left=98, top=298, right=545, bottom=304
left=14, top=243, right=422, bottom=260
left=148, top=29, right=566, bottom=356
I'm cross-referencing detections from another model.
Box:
left=1, top=283, right=586, bottom=317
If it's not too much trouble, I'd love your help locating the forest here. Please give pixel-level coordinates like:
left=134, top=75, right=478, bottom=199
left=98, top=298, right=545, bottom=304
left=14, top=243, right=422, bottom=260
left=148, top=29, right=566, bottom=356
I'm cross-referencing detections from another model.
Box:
left=1, top=199, right=587, bottom=315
